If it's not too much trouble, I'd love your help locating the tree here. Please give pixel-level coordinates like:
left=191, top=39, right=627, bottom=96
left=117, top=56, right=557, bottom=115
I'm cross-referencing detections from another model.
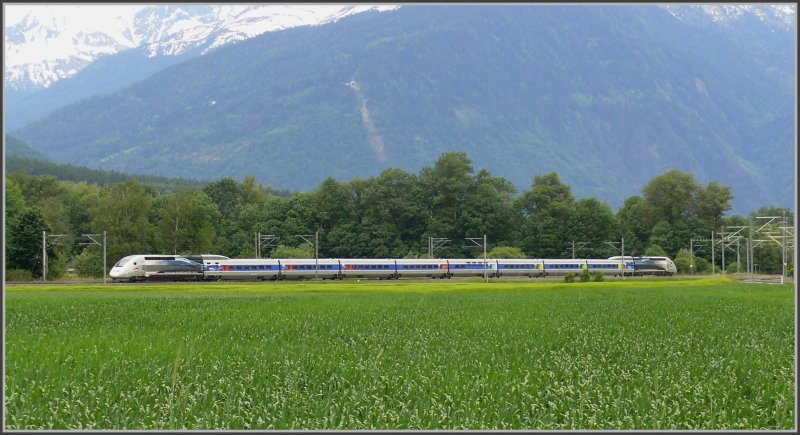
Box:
left=463, top=169, right=517, bottom=246
left=695, top=181, right=733, bottom=231
left=358, top=168, right=427, bottom=256
left=615, top=195, right=649, bottom=256
left=190, top=192, right=220, bottom=254
left=5, top=177, right=27, bottom=224
left=6, top=207, right=55, bottom=278
left=158, top=190, right=216, bottom=255
left=419, top=152, right=475, bottom=224
left=10, top=173, right=70, bottom=231
left=280, top=193, right=315, bottom=243
left=239, top=175, right=268, bottom=205
left=90, top=180, right=155, bottom=262
left=648, top=221, right=673, bottom=257
left=419, top=152, right=477, bottom=255
left=641, top=169, right=700, bottom=226
left=63, top=182, right=101, bottom=255
left=203, top=177, right=240, bottom=217
left=313, top=177, right=356, bottom=231
left=10, top=173, right=73, bottom=258
left=567, top=197, right=618, bottom=258
left=516, top=172, right=576, bottom=257
left=5, top=178, right=28, bottom=271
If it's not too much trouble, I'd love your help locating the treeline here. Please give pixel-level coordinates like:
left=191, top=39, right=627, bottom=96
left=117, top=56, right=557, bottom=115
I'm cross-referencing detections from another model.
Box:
left=4, top=152, right=793, bottom=280
left=6, top=154, right=208, bottom=193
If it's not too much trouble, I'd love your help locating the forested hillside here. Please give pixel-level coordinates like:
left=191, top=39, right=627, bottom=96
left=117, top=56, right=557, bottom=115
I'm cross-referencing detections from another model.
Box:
left=5, top=47, right=199, bottom=131
left=10, top=5, right=795, bottom=214
left=5, top=152, right=792, bottom=280
left=5, top=152, right=207, bottom=194
left=5, top=135, right=50, bottom=161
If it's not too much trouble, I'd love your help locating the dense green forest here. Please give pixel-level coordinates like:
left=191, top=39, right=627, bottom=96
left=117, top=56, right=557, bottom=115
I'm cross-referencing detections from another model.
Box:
left=4, top=152, right=794, bottom=280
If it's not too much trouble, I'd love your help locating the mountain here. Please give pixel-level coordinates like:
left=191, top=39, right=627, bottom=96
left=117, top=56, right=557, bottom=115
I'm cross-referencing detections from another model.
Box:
left=3, top=4, right=398, bottom=129
left=4, top=4, right=399, bottom=90
left=9, top=5, right=796, bottom=214
left=5, top=134, right=51, bottom=161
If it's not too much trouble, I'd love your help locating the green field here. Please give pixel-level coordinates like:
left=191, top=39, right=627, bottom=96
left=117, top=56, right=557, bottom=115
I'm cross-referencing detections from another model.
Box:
left=4, top=278, right=795, bottom=430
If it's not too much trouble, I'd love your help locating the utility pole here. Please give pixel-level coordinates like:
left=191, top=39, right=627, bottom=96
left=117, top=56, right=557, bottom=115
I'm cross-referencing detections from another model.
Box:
left=464, top=235, right=488, bottom=283
left=711, top=231, right=715, bottom=275
left=781, top=211, right=786, bottom=285
left=42, top=231, right=46, bottom=282
left=297, top=232, right=319, bottom=279
left=604, top=237, right=625, bottom=279
left=42, top=231, right=67, bottom=282
left=691, top=237, right=721, bottom=276
left=721, top=227, right=725, bottom=275
left=568, top=241, right=589, bottom=259
left=256, top=233, right=280, bottom=258
left=748, top=217, right=753, bottom=277
left=429, top=237, right=450, bottom=259
left=80, top=231, right=107, bottom=285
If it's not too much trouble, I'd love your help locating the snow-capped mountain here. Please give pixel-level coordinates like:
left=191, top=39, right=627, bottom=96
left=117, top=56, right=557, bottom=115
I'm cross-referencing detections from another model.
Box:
left=4, top=4, right=399, bottom=91
left=661, top=4, right=796, bottom=29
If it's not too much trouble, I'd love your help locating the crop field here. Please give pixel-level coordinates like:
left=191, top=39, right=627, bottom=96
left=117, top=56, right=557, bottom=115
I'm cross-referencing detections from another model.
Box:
left=4, top=278, right=795, bottom=430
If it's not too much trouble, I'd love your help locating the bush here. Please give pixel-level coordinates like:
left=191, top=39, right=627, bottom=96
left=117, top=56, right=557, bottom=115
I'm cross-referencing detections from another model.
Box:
left=486, top=246, right=526, bottom=259
left=564, top=272, right=575, bottom=283
left=6, top=269, right=33, bottom=281
left=592, top=271, right=604, bottom=282
left=71, top=249, right=104, bottom=278
left=580, top=268, right=591, bottom=282
left=269, top=245, right=313, bottom=258
left=674, top=248, right=693, bottom=274
left=692, top=257, right=710, bottom=274
left=645, top=244, right=668, bottom=257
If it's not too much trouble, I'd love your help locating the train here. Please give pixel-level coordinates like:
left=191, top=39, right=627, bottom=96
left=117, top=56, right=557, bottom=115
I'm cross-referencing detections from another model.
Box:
left=109, top=254, right=677, bottom=282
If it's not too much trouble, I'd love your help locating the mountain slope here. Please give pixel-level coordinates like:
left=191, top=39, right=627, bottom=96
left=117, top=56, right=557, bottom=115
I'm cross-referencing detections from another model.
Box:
left=4, top=4, right=399, bottom=90
left=11, top=5, right=795, bottom=214
left=4, top=4, right=398, bottom=129
left=5, top=135, right=51, bottom=161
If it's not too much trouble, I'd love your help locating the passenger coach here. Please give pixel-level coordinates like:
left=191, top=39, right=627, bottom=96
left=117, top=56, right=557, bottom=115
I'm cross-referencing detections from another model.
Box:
left=110, top=254, right=674, bottom=282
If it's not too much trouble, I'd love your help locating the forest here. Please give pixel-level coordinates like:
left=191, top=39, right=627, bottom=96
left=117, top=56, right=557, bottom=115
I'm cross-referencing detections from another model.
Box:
left=4, top=152, right=794, bottom=280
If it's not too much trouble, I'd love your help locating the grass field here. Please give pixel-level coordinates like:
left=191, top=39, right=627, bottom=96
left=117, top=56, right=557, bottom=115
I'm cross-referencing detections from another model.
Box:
left=4, top=278, right=795, bottom=430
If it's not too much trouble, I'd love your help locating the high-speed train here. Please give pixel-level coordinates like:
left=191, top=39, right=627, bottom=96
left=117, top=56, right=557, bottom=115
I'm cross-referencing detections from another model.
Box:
left=109, top=254, right=676, bottom=282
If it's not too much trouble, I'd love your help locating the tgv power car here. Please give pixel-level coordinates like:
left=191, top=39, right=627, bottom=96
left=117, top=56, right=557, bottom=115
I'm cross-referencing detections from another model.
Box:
left=608, top=256, right=677, bottom=276
left=109, top=254, right=676, bottom=282
left=109, top=254, right=230, bottom=282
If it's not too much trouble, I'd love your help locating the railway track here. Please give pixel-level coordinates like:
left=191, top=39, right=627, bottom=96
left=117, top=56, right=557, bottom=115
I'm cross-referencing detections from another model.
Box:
left=6, top=274, right=682, bottom=286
